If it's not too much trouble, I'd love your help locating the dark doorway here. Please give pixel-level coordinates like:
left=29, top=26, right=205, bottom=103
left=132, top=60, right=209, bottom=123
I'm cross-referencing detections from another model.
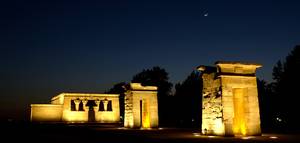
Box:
left=70, top=100, right=76, bottom=111
left=99, top=101, right=104, bottom=111
left=86, top=100, right=96, bottom=122
left=79, top=102, right=84, bottom=111
left=140, top=100, right=142, bottom=127
left=107, top=101, right=112, bottom=111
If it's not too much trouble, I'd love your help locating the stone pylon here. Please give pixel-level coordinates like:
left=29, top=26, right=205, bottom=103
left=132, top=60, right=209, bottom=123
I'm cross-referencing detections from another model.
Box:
left=198, top=61, right=262, bottom=136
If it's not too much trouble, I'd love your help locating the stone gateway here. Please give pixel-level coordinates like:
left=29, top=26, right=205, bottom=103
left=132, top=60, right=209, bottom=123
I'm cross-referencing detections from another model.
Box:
left=198, top=61, right=262, bottom=136
left=124, top=83, right=159, bottom=128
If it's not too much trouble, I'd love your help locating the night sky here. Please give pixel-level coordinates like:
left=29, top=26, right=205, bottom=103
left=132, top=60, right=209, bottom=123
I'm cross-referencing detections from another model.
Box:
left=1, top=0, right=300, bottom=120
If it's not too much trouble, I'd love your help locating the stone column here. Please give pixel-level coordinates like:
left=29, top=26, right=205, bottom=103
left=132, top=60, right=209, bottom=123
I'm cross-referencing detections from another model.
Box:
left=94, top=100, right=100, bottom=112
left=74, top=99, right=81, bottom=111
left=82, top=99, right=88, bottom=111
left=103, top=99, right=109, bottom=111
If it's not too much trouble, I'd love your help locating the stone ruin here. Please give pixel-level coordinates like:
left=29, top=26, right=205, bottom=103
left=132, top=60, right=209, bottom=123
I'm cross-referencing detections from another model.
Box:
left=198, top=61, right=262, bottom=136
left=30, top=61, right=263, bottom=135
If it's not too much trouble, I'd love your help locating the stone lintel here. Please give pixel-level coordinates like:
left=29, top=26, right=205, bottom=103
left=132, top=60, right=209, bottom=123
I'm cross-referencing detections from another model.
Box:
left=218, top=75, right=258, bottom=78
left=129, top=83, right=158, bottom=91
left=215, top=61, right=262, bottom=67
left=51, top=93, right=119, bottom=101
left=216, top=61, right=262, bottom=76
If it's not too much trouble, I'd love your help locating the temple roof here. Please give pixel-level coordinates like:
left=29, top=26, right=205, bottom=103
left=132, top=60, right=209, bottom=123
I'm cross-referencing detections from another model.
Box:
left=215, top=61, right=262, bottom=67
left=197, top=61, right=262, bottom=76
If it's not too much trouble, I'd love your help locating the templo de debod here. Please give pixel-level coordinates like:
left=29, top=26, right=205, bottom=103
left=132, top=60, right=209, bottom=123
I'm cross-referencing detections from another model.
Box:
left=30, top=93, right=120, bottom=123
left=30, top=60, right=262, bottom=136
left=198, top=61, right=262, bottom=136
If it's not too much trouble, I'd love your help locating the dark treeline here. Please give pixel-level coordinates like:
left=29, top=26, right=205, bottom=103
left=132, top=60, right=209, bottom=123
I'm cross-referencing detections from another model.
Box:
left=258, top=45, right=300, bottom=133
left=173, top=71, right=202, bottom=128
left=107, top=45, right=300, bottom=133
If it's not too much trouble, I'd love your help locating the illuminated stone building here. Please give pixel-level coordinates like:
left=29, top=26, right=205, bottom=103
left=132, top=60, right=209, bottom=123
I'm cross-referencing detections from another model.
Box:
left=198, top=61, right=262, bottom=136
left=30, top=93, right=120, bottom=123
left=124, top=83, right=159, bottom=128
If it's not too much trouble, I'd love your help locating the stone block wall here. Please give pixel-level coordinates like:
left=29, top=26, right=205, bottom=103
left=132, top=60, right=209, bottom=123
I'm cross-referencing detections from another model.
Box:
left=198, top=62, right=262, bottom=136
left=30, top=104, right=62, bottom=122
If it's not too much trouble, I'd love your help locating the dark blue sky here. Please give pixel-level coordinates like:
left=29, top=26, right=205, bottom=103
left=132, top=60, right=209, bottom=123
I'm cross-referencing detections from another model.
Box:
left=1, top=0, right=300, bottom=120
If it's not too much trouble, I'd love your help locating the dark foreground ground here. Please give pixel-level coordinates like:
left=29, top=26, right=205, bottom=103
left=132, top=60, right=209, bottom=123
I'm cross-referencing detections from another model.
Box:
left=3, top=122, right=300, bottom=143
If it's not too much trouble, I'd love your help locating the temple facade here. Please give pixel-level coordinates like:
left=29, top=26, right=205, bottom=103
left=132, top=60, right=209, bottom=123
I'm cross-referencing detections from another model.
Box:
left=198, top=61, right=262, bottom=136
left=30, top=93, right=120, bottom=123
left=124, top=83, right=159, bottom=128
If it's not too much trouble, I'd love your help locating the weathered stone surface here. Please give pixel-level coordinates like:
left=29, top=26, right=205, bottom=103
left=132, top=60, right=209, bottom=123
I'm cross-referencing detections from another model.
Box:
left=198, top=61, right=262, bottom=136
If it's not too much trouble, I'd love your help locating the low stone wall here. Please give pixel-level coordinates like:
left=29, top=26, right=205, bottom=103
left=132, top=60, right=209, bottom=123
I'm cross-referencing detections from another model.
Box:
left=30, top=104, right=63, bottom=122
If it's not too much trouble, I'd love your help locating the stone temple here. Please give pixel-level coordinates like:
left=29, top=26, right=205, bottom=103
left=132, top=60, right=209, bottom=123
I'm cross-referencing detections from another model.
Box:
left=30, top=93, right=120, bottom=123
left=197, top=61, right=262, bottom=136
left=30, top=61, right=261, bottom=134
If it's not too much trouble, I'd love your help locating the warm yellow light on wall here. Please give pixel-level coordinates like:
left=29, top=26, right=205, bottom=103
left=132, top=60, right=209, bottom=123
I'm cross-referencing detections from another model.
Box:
left=142, top=101, right=150, bottom=128
left=199, top=62, right=262, bottom=136
left=213, top=118, right=225, bottom=135
left=233, top=88, right=247, bottom=136
left=30, top=104, right=62, bottom=121
left=124, top=83, right=158, bottom=129
left=62, top=110, right=88, bottom=122
left=32, top=93, right=120, bottom=123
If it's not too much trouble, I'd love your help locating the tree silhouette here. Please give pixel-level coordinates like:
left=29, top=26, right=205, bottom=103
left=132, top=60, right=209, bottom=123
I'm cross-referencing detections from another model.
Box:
left=257, top=79, right=277, bottom=132
left=131, top=66, right=173, bottom=125
left=132, top=66, right=173, bottom=96
left=105, top=82, right=127, bottom=122
left=272, top=60, right=283, bottom=83
left=270, top=45, right=300, bottom=133
left=174, top=70, right=202, bottom=128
